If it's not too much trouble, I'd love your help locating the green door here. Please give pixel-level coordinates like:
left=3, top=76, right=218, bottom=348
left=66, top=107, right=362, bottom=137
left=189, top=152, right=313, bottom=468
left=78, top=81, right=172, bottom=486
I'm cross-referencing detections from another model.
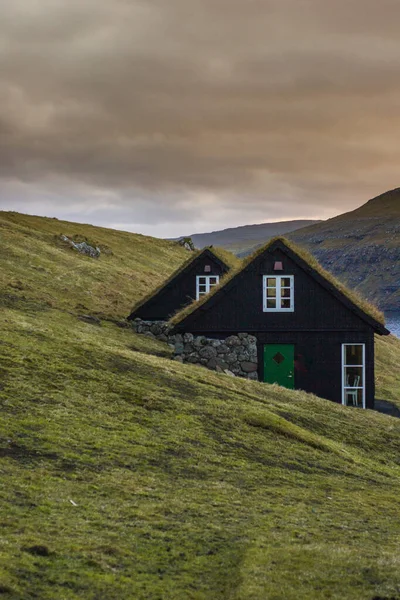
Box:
left=263, top=344, right=295, bottom=389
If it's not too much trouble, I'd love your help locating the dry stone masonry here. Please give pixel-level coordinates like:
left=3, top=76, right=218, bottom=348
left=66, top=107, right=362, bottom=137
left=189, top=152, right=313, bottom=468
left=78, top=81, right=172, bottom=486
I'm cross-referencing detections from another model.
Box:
left=131, top=318, right=258, bottom=380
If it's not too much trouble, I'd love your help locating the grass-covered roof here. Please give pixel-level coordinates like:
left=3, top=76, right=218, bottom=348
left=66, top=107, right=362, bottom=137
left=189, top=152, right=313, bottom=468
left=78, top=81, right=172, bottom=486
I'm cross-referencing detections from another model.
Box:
left=169, top=236, right=386, bottom=329
left=128, top=245, right=240, bottom=317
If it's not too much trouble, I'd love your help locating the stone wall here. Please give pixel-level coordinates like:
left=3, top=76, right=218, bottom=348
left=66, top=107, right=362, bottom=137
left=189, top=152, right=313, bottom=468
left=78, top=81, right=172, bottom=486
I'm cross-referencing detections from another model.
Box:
left=131, top=319, right=259, bottom=380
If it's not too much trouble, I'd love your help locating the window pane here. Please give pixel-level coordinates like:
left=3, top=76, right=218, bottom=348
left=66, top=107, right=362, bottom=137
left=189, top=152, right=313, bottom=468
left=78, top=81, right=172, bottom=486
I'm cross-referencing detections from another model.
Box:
left=199, top=285, right=207, bottom=292
left=198, top=277, right=207, bottom=284
left=281, top=277, right=291, bottom=287
left=209, top=277, right=218, bottom=285
left=281, top=299, right=291, bottom=309
left=267, top=299, right=276, bottom=309
left=267, top=288, right=276, bottom=297
left=281, top=288, right=291, bottom=298
left=344, top=366, right=363, bottom=387
left=344, top=388, right=363, bottom=407
left=345, top=344, right=363, bottom=365
left=266, top=278, right=276, bottom=287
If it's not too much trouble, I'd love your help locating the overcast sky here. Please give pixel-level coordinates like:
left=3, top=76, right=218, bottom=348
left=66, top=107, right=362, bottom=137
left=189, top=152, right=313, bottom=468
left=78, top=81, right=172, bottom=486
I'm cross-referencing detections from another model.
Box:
left=0, top=0, right=399, bottom=237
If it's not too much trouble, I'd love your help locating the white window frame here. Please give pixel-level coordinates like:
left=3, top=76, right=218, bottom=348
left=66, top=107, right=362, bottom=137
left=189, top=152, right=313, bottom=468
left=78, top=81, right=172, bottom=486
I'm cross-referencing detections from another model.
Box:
left=262, top=275, right=294, bottom=312
left=196, top=275, right=219, bottom=300
left=341, top=344, right=366, bottom=409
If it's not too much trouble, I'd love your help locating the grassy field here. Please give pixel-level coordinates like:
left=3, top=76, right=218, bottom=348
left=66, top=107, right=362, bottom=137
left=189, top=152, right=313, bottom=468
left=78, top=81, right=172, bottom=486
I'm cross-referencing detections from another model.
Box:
left=1, top=211, right=400, bottom=599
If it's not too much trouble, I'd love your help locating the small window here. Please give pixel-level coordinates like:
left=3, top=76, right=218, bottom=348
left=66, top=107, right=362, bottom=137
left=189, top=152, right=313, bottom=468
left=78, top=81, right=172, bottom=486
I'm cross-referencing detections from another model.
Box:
left=204, top=265, right=211, bottom=273
left=342, top=344, right=365, bottom=408
left=263, top=275, right=294, bottom=312
left=196, top=275, right=219, bottom=300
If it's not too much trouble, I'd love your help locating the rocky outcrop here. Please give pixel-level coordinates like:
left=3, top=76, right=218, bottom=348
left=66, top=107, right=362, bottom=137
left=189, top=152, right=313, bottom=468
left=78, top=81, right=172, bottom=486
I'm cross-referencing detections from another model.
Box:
left=131, top=319, right=259, bottom=380
left=60, top=235, right=101, bottom=258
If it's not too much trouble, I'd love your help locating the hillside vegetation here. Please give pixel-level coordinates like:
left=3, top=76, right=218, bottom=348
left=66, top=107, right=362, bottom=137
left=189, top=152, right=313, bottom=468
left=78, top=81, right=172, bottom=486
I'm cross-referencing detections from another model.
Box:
left=1, top=211, right=400, bottom=599
left=288, top=188, right=400, bottom=311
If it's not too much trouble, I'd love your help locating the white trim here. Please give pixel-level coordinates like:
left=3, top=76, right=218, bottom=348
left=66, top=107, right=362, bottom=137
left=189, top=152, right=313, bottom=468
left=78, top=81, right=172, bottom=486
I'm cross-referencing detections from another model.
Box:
left=262, top=275, right=294, bottom=312
left=341, top=344, right=366, bottom=409
left=196, top=275, right=219, bottom=301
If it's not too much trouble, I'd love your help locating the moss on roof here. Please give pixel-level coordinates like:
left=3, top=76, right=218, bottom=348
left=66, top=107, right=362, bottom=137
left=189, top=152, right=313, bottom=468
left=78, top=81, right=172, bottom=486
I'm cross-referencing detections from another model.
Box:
left=129, top=246, right=240, bottom=317
left=169, top=236, right=386, bottom=327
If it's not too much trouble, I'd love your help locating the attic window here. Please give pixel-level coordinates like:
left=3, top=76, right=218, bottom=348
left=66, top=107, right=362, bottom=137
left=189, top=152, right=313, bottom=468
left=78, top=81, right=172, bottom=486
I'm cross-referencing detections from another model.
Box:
left=204, top=265, right=211, bottom=273
left=263, top=275, right=294, bottom=312
left=196, top=275, right=219, bottom=300
left=274, top=261, right=283, bottom=271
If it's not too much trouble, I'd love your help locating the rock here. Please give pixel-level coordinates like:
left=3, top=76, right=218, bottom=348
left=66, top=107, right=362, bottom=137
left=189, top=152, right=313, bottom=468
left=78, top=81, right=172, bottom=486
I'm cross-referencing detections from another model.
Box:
left=193, top=336, right=206, bottom=348
left=247, top=372, right=259, bottom=381
left=150, top=323, right=163, bottom=336
left=225, top=335, right=241, bottom=346
left=183, top=332, right=194, bottom=343
left=173, top=355, right=184, bottom=363
left=174, top=342, right=185, bottom=355
left=215, top=358, right=229, bottom=370
left=223, top=369, right=235, bottom=377
left=158, top=334, right=168, bottom=342
left=211, top=339, right=222, bottom=347
left=225, top=352, right=237, bottom=364
left=241, top=361, right=258, bottom=373
left=207, top=357, right=218, bottom=369
left=187, top=355, right=200, bottom=364
left=200, top=358, right=209, bottom=365
left=143, top=331, right=155, bottom=338
left=61, top=235, right=101, bottom=258
left=174, top=334, right=183, bottom=343
left=168, top=344, right=175, bottom=351
left=184, top=343, right=194, bottom=354
left=216, top=344, right=229, bottom=354
left=199, top=346, right=218, bottom=359
left=238, top=332, right=249, bottom=339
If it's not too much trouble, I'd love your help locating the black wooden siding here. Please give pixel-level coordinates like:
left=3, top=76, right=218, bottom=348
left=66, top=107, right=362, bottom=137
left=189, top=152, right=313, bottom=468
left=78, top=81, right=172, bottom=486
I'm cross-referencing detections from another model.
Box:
left=130, top=250, right=228, bottom=321
left=177, top=247, right=372, bottom=333
left=174, top=242, right=379, bottom=407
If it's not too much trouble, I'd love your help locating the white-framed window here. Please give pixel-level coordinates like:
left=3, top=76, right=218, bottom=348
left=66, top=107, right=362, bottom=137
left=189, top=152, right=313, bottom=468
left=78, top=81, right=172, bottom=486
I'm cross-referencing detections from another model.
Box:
left=263, top=275, right=294, bottom=312
left=196, top=275, right=219, bottom=300
left=342, top=344, right=365, bottom=409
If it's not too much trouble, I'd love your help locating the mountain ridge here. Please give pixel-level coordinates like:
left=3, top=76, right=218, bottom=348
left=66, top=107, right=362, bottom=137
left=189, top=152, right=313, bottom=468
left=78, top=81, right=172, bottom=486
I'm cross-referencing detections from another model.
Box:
left=184, top=219, right=321, bottom=253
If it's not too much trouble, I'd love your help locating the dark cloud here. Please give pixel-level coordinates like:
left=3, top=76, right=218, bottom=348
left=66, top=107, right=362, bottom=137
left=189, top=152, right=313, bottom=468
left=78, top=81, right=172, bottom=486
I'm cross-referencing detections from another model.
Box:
left=0, top=0, right=399, bottom=236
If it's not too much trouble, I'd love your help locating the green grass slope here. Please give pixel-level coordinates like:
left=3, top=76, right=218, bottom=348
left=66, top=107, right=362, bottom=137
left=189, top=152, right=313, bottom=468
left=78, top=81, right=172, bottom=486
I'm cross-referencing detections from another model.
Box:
left=1, top=212, right=400, bottom=599
left=0, top=211, right=189, bottom=319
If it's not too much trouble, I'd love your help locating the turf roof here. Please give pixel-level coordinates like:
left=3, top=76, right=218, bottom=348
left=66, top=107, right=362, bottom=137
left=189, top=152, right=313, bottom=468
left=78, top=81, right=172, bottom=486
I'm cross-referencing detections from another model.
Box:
left=169, top=236, right=386, bottom=329
left=128, top=245, right=240, bottom=318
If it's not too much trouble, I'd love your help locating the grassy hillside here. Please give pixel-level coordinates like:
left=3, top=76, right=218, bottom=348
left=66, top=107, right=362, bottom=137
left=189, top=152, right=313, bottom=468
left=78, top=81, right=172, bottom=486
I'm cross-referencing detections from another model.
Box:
left=0, top=211, right=189, bottom=319
left=1, top=212, right=400, bottom=599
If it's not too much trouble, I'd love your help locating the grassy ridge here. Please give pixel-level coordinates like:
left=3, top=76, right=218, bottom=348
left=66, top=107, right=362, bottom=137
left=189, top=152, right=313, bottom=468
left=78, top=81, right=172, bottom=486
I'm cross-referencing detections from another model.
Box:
left=1, top=211, right=400, bottom=599
left=0, top=211, right=188, bottom=319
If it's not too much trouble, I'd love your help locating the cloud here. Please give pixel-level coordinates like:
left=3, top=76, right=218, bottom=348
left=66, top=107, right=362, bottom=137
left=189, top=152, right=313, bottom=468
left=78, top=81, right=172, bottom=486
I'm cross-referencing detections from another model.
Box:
left=0, top=0, right=399, bottom=235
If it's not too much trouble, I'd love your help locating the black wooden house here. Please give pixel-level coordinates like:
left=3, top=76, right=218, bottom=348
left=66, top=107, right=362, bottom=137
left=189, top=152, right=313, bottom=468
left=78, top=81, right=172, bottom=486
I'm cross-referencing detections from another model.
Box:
left=170, top=238, right=389, bottom=409
left=128, top=247, right=238, bottom=322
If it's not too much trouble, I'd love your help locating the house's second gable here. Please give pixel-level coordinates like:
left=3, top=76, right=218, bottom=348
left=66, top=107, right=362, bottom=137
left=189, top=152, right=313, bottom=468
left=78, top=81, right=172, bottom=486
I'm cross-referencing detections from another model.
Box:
left=173, top=243, right=375, bottom=333
left=131, top=250, right=228, bottom=321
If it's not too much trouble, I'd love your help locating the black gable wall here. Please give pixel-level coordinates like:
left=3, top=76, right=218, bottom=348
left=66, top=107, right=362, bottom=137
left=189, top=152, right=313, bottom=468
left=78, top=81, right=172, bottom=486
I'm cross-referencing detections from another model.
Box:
left=173, top=242, right=378, bottom=407
left=131, top=251, right=228, bottom=321
left=178, top=246, right=371, bottom=333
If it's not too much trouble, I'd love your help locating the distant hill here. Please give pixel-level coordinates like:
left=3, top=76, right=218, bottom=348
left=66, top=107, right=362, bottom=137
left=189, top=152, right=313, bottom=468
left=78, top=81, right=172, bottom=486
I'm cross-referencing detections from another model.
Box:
left=287, top=188, right=400, bottom=311
left=185, top=220, right=321, bottom=254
